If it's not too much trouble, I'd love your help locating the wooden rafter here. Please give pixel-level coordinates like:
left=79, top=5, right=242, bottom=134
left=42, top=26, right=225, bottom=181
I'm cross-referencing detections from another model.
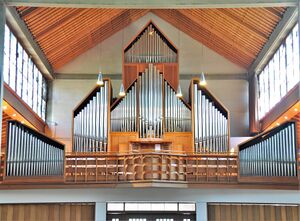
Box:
left=16, top=7, right=285, bottom=70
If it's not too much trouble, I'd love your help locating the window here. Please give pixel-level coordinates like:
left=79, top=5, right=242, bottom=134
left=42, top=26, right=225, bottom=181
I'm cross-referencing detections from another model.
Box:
left=3, top=24, right=47, bottom=121
left=258, top=23, right=299, bottom=119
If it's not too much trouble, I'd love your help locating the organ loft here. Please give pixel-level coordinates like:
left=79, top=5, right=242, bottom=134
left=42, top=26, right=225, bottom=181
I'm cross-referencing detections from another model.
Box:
left=1, top=20, right=299, bottom=188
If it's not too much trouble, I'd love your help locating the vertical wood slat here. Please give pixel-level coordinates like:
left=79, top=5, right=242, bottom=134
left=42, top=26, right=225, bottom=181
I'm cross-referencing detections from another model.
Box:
left=208, top=204, right=300, bottom=221
left=0, top=203, right=95, bottom=221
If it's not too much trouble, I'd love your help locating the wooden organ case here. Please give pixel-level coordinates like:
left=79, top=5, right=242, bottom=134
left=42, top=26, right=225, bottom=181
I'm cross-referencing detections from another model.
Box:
left=71, top=21, right=231, bottom=155
left=68, top=21, right=233, bottom=183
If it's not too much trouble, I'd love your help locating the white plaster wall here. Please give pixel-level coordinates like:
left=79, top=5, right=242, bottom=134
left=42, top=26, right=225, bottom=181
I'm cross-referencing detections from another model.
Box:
left=56, top=12, right=246, bottom=75
left=0, top=188, right=299, bottom=204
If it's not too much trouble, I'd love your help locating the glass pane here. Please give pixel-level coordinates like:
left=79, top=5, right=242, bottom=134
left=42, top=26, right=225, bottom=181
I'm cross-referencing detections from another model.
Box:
left=286, top=33, right=293, bottom=91
left=292, top=24, right=299, bottom=86
left=3, top=25, right=10, bottom=84
left=178, top=203, right=196, bottom=211
left=16, top=43, right=23, bottom=97
left=33, top=66, right=38, bottom=113
left=27, top=58, right=33, bottom=108
left=9, top=33, right=17, bottom=91
left=22, top=52, right=29, bottom=104
left=279, top=44, right=287, bottom=98
left=107, top=203, right=124, bottom=211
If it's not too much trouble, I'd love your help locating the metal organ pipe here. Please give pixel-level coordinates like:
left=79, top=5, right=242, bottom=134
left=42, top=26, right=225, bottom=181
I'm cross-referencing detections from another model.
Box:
left=164, top=81, right=191, bottom=133
left=239, top=122, right=297, bottom=177
left=193, top=83, right=229, bottom=153
left=6, top=121, right=64, bottom=177
left=111, top=82, right=137, bottom=133
left=73, top=81, right=109, bottom=152
left=124, top=23, right=177, bottom=63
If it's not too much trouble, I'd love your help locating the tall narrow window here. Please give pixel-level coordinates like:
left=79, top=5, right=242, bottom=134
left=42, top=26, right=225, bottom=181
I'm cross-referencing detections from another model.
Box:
left=258, top=23, right=299, bottom=119
left=3, top=24, right=47, bottom=121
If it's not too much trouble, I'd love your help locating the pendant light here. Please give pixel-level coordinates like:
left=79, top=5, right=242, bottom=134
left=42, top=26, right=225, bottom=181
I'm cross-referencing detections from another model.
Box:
left=176, top=84, right=183, bottom=97
left=119, top=83, right=125, bottom=97
left=199, top=72, right=207, bottom=86
left=199, top=44, right=207, bottom=86
left=97, top=71, right=104, bottom=86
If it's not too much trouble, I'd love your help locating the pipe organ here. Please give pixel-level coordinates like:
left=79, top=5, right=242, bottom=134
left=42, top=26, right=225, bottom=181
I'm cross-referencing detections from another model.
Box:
left=164, top=81, right=191, bottom=132
left=6, top=121, right=64, bottom=176
left=239, top=121, right=297, bottom=177
left=111, top=82, right=137, bottom=132
left=124, top=23, right=177, bottom=64
left=73, top=80, right=110, bottom=152
left=192, top=80, right=229, bottom=153
left=139, top=64, right=163, bottom=138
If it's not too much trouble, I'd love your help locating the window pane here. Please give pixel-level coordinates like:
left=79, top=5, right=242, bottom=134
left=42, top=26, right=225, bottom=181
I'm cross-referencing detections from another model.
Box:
left=3, top=24, right=47, bottom=121
left=4, top=25, right=10, bottom=84
left=9, top=33, right=16, bottom=91
left=258, top=23, right=299, bottom=119
left=16, top=43, right=23, bottom=97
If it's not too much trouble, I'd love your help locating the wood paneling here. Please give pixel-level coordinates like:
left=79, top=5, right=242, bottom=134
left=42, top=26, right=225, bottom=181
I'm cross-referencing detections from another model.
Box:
left=65, top=152, right=237, bottom=183
left=0, top=203, right=95, bottom=221
left=1, top=112, right=11, bottom=153
left=109, top=132, right=139, bottom=153
left=163, top=132, right=193, bottom=153
left=208, top=203, right=300, bottom=221
left=16, top=7, right=285, bottom=69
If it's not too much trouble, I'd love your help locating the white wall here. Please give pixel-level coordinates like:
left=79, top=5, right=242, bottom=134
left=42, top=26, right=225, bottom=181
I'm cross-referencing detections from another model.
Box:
left=48, top=12, right=250, bottom=150
left=0, top=188, right=299, bottom=204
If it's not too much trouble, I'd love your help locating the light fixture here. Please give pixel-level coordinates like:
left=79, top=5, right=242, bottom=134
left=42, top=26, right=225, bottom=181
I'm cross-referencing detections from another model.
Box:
left=119, top=83, right=125, bottom=97
left=294, top=108, right=298, bottom=112
left=97, top=72, right=104, bottom=86
left=2, top=105, right=7, bottom=110
left=276, top=122, right=280, bottom=126
left=12, top=113, right=16, bottom=117
left=199, top=72, right=207, bottom=86
left=284, top=116, right=288, bottom=120
left=21, top=121, right=24, bottom=124
left=176, top=84, right=183, bottom=98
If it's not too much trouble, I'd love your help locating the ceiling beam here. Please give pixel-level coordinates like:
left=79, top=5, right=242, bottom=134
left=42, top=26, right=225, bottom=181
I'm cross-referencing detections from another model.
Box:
left=55, top=73, right=248, bottom=80
left=5, top=6, right=55, bottom=79
left=4, top=0, right=298, bottom=8
left=248, top=7, right=298, bottom=76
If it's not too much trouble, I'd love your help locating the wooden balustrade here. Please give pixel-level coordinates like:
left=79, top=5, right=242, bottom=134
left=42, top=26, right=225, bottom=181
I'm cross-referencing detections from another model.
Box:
left=64, top=152, right=237, bottom=184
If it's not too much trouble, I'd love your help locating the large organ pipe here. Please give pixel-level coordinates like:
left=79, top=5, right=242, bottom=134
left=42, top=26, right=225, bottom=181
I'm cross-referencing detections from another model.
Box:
left=73, top=80, right=110, bottom=152
left=138, top=64, right=163, bottom=138
left=5, top=120, right=64, bottom=177
left=111, top=81, right=137, bottom=133
left=164, top=81, right=191, bottom=133
left=239, top=121, right=297, bottom=177
left=192, top=81, right=229, bottom=153
left=124, top=23, right=177, bottom=63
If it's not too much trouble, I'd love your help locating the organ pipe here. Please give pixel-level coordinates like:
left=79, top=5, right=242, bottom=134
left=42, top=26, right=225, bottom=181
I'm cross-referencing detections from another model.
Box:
left=192, top=82, right=229, bottom=153
left=239, top=122, right=297, bottom=177
left=73, top=80, right=109, bottom=152
left=124, top=23, right=177, bottom=63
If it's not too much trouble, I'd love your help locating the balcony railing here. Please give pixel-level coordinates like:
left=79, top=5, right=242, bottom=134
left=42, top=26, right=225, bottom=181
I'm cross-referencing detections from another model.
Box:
left=65, top=152, right=237, bottom=184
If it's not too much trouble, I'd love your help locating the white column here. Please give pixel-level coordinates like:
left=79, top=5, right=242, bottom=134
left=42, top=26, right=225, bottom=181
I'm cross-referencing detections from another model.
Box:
left=196, top=202, right=208, bottom=221
left=95, top=202, right=106, bottom=221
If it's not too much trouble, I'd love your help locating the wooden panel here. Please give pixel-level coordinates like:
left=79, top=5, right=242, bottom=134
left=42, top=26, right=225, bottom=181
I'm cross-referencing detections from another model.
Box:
left=163, top=63, right=179, bottom=90
left=0, top=203, right=95, bottom=221
left=65, top=152, right=237, bottom=183
left=16, top=7, right=285, bottom=69
left=109, top=132, right=139, bottom=153
left=1, top=112, right=11, bottom=153
left=208, top=204, right=300, bottom=221
left=124, top=64, right=138, bottom=90
left=163, top=132, right=193, bottom=153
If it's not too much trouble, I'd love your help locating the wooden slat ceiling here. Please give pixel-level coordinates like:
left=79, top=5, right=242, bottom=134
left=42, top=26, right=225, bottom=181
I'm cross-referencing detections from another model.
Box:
left=16, top=7, right=286, bottom=70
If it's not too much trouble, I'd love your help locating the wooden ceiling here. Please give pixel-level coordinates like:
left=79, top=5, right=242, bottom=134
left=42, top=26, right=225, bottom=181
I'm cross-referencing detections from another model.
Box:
left=16, top=7, right=286, bottom=70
